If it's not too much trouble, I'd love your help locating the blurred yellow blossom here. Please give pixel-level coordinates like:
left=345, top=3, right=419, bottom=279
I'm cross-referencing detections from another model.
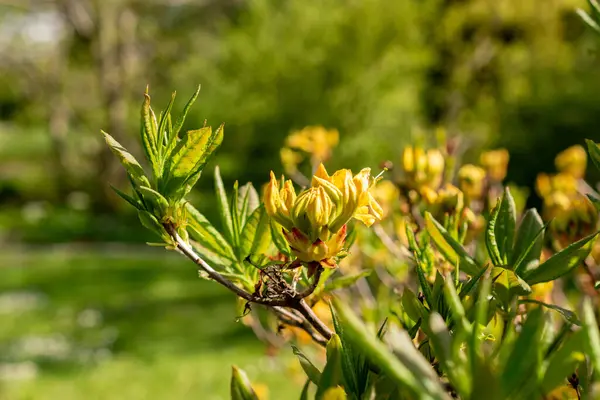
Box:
left=536, top=173, right=578, bottom=199
left=280, top=147, right=304, bottom=174
left=370, top=180, right=399, bottom=219
left=401, top=146, right=445, bottom=190
left=480, top=149, right=509, bottom=182
left=457, top=164, right=487, bottom=200
left=285, top=126, right=339, bottom=163
left=554, top=145, right=587, bottom=179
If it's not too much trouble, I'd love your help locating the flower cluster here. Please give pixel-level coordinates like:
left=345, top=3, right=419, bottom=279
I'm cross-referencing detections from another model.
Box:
left=536, top=145, right=598, bottom=249
left=280, top=126, right=339, bottom=175
left=264, top=164, right=383, bottom=268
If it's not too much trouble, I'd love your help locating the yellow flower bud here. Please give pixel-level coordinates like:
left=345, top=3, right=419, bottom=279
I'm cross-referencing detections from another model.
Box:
left=457, top=164, right=487, bottom=200
left=555, top=145, right=587, bottom=179
left=401, top=146, right=445, bottom=190
left=480, top=149, right=509, bottom=182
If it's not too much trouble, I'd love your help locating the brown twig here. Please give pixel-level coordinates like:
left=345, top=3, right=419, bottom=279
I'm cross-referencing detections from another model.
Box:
left=165, top=223, right=333, bottom=342
left=272, top=307, right=328, bottom=347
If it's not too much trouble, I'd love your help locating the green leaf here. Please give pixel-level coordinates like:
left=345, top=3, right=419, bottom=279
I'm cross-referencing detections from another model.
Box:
left=501, top=308, right=545, bottom=398
left=157, top=91, right=176, bottom=148
left=491, top=266, right=531, bottom=306
left=578, top=9, right=600, bottom=33
left=519, top=299, right=581, bottom=326
left=523, top=231, right=599, bottom=285
left=582, top=297, right=600, bottom=371
left=299, top=379, right=311, bottom=400
left=270, top=220, right=291, bottom=256
left=511, top=209, right=546, bottom=274
left=588, top=194, right=600, bottom=212
left=102, top=131, right=149, bottom=187
left=444, top=277, right=471, bottom=334
left=292, top=345, right=322, bottom=385
left=140, top=92, right=159, bottom=177
left=425, top=212, right=481, bottom=276
left=230, top=366, right=259, bottom=400
left=138, top=186, right=169, bottom=217
left=427, top=313, right=469, bottom=397
left=541, top=330, right=586, bottom=393
left=332, top=299, right=449, bottom=400
left=231, top=181, right=242, bottom=255
left=137, top=210, right=165, bottom=237
left=485, top=199, right=503, bottom=266
left=585, top=139, right=600, bottom=172
left=316, top=334, right=344, bottom=400
left=494, top=188, right=517, bottom=264
left=240, top=205, right=272, bottom=265
left=215, top=166, right=235, bottom=243
left=238, top=182, right=259, bottom=227
left=458, top=264, right=489, bottom=300
left=163, top=125, right=224, bottom=195
left=111, top=185, right=143, bottom=210
left=185, top=203, right=236, bottom=263
left=401, top=288, right=429, bottom=323
left=172, top=85, right=201, bottom=140
left=323, top=271, right=372, bottom=293
left=330, top=306, right=369, bottom=399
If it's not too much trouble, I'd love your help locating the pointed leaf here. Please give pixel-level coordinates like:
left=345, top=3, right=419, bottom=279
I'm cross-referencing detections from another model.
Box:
left=519, top=299, right=581, bottom=326
left=299, top=379, right=311, bottom=400
left=270, top=220, right=291, bottom=256
left=586, top=139, right=600, bottom=172
left=185, top=203, right=236, bottom=262
left=102, top=131, right=149, bottom=186
left=332, top=299, right=449, bottom=399
left=157, top=91, right=176, bottom=148
left=582, top=297, right=600, bottom=370
left=240, top=205, right=272, bottom=264
left=230, top=366, right=259, bottom=400
left=491, top=266, right=531, bottom=306
left=512, top=209, right=546, bottom=274
left=323, top=271, right=372, bottom=293
left=140, top=93, right=159, bottom=176
left=425, top=212, right=481, bottom=276
left=542, top=330, right=586, bottom=393
left=215, top=166, right=235, bottom=243
left=172, top=85, right=201, bottom=140
left=238, top=182, right=258, bottom=227
left=316, top=334, right=344, bottom=400
left=111, top=185, right=143, bottom=210
left=485, top=199, right=503, bottom=266
left=523, top=231, right=599, bottom=285
left=494, top=188, right=517, bottom=263
left=292, top=345, right=322, bottom=385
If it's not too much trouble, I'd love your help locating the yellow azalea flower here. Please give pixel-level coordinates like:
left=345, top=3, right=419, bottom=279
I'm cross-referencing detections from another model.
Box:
left=421, top=183, right=465, bottom=216
left=264, top=164, right=383, bottom=267
left=370, top=180, right=399, bottom=219
left=457, top=164, right=487, bottom=200
left=401, top=146, right=445, bottom=190
left=555, top=145, right=587, bottom=179
left=480, top=149, right=510, bottom=182
left=280, top=147, right=304, bottom=174
left=547, top=193, right=598, bottom=249
left=285, top=126, right=339, bottom=162
left=536, top=173, right=578, bottom=199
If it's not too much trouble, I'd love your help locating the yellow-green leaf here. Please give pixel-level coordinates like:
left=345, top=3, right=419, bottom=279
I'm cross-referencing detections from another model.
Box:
left=102, top=131, right=149, bottom=187
left=230, top=366, right=259, bottom=400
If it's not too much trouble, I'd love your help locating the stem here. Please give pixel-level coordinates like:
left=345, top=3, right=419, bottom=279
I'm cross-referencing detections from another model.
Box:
left=295, top=299, right=333, bottom=341
left=272, top=306, right=327, bottom=347
left=166, top=224, right=334, bottom=344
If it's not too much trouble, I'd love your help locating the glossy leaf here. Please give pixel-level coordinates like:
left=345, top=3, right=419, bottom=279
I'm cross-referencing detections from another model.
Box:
left=519, top=299, right=581, bottom=326
left=185, top=203, right=236, bottom=263
left=215, top=166, right=235, bottom=243
left=485, top=199, right=503, bottom=266
left=240, top=205, right=272, bottom=264
left=523, top=231, right=599, bottom=285
left=582, top=297, right=600, bottom=371
left=140, top=92, right=159, bottom=176
left=111, top=185, right=143, bottom=210
left=491, top=266, right=531, bottom=306
left=292, top=345, right=322, bottom=385
left=332, top=299, right=449, bottom=399
left=299, top=379, right=311, bottom=400
left=586, top=139, right=600, bottom=171
left=511, top=209, right=546, bottom=274
left=102, top=131, right=149, bottom=187
left=270, top=220, right=291, bottom=256
left=157, top=91, right=176, bottom=148
left=541, top=330, right=585, bottom=393
left=494, top=188, right=517, bottom=263
left=230, top=366, right=259, bottom=400
left=316, top=334, right=344, bottom=400
left=501, top=308, right=545, bottom=398
left=425, top=212, right=480, bottom=276
left=172, top=85, right=201, bottom=141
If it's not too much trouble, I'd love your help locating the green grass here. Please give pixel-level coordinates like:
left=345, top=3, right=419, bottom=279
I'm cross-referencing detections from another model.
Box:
left=0, top=248, right=302, bottom=399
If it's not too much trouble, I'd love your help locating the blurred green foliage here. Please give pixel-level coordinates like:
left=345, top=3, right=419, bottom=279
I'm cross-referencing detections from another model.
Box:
left=1, top=0, right=600, bottom=241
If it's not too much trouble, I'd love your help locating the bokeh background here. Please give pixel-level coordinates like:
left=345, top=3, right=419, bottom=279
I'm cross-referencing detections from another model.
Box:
left=1, top=0, right=599, bottom=398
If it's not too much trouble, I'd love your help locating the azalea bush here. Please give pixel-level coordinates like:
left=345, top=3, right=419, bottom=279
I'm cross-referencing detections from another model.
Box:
left=100, top=6, right=600, bottom=399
